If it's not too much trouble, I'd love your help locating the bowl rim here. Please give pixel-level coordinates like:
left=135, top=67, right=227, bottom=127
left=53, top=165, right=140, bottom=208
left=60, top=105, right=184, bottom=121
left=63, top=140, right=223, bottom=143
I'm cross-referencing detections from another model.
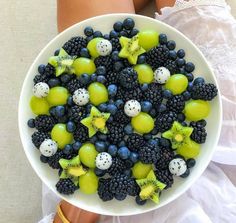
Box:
left=18, top=13, right=223, bottom=216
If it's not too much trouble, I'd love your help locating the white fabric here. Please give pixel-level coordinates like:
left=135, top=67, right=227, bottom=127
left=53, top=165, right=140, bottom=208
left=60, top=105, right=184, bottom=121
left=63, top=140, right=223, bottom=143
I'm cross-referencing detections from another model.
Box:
left=40, top=1, right=236, bottom=222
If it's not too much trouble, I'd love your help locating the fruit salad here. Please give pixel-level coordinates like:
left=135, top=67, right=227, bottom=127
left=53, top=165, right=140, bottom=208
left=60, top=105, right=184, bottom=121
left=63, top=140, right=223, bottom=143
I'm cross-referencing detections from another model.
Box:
left=28, top=18, right=218, bottom=205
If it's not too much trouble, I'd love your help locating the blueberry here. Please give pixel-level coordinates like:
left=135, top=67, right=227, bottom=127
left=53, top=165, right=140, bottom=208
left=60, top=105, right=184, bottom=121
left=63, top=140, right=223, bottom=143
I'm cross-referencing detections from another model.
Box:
left=167, top=40, right=176, bottom=50
left=177, top=113, right=186, bottom=122
left=49, top=107, right=56, bottom=117
left=84, top=26, right=93, bottom=37
left=95, top=141, right=107, bottom=152
left=193, top=77, right=205, bottom=85
left=55, top=105, right=66, bottom=117
left=160, top=138, right=171, bottom=148
left=115, top=99, right=124, bottom=109
left=137, top=55, right=146, bottom=64
left=79, top=73, right=90, bottom=85
left=27, top=118, right=35, bottom=128
left=40, top=155, right=48, bottom=163
left=179, top=68, right=187, bottom=75
left=111, top=51, right=120, bottom=61
left=123, top=18, right=135, bottom=30
left=103, top=34, right=110, bottom=40
left=93, top=30, right=103, bottom=38
left=141, top=101, right=152, bottom=112
left=162, top=89, right=173, bottom=99
left=54, top=49, right=60, bottom=56
left=177, top=49, right=185, bottom=58
left=130, top=28, right=139, bottom=37
left=94, top=167, right=106, bottom=177
left=148, top=139, right=159, bottom=146
left=113, top=21, right=123, bottom=32
left=63, top=144, right=73, bottom=155
left=90, top=135, right=98, bottom=144
left=66, top=121, right=76, bottom=133
left=66, top=96, right=74, bottom=106
left=151, top=128, right=158, bottom=135
left=110, top=30, right=118, bottom=38
left=149, top=108, right=157, bottom=118
left=108, top=145, right=118, bottom=156
left=107, top=104, right=117, bottom=115
left=107, top=115, right=113, bottom=123
left=144, top=134, right=152, bottom=140
left=114, top=61, right=124, bottom=72
left=115, top=193, right=127, bottom=201
left=118, top=146, right=130, bottom=159
left=96, top=65, right=106, bottom=75
left=120, top=30, right=129, bottom=37
left=118, top=140, right=126, bottom=147
left=90, top=73, right=97, bottom=82
left=97, top=75, right=106, bottom=84
left=97, top=103, right=107, bottom=112
left=135, top=196, right=147, bottom=205
left=60, top=74, right=73, bottom=84
left=159, top=33, right=168, bottom=44
left=72, top=141, right=82, bottom=152
left=141, top=83, right=149, bottom=91
left=185, top=73, right=194, bottom=82
left=180, top=168, right=190, bottom=178
left=124, top=124, right=133, bottom=135
left=86, top=36, right=93, bottom=42
left=176, top=58, right=186, bottom=67
left=38, top=64, right=45, bottom=75
left=108, top=84, right=118, bottom=98
left=124, top=169, right=132, bottom=177
left=187, top=82, right=194, bottom=91
left=157, top=104, right=167, bottom=113
left=80, top=48, right=90, bottom=58
left=185, top=62, right=195, bottom=72
left=182, top=91, right=191, bottom=101
left=186, top=158, right=196, bottom=168
left=169, top=50, right=177, bottom=60
left=48, top=78, right=60, bottom=88
left=129, top=152, right=139, bottom=163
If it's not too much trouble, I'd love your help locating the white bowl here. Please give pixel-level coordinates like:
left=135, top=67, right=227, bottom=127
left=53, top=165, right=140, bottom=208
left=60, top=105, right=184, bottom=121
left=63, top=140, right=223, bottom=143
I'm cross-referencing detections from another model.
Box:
left=18, top=13, right=222, bottom=216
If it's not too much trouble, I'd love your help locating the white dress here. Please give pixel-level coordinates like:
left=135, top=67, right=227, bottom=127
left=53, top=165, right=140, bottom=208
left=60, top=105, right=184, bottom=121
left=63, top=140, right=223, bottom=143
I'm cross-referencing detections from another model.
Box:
left=39, top=1, right=236, bottom=222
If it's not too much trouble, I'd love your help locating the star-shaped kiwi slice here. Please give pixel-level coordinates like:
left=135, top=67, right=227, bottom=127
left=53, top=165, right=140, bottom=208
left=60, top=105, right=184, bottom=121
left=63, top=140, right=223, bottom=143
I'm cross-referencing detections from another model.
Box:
left=119, top=35, right=146, bottom=65
left=59, top=155, right=87, bottom=185
left=162, top=121, right=193, bottom=149
left=136, top=170, right=166, bottom=204
left=48, top=48, right=76, bottom=77
left=80, top=106, right=110, bottom=137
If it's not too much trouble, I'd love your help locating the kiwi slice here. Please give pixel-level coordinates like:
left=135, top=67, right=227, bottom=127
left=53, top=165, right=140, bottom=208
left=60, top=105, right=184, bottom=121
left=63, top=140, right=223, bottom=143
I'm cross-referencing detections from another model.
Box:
left=119, top=35, right=146, bottom=65
left=136, top=170, right=166, bottom=204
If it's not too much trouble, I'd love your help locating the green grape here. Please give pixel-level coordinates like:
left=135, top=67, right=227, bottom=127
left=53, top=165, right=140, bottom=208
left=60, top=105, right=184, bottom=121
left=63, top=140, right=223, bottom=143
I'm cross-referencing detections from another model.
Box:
left=73, top=57, right=96, bottom=77
left=46, top=86, right=69, bottom=106
left=165, top=74, right=188, bottom=95
left=87, top=37, right=103, bottom=58
left=138, top=30, right=159, bottom=51
left=79, top=169, right=98, bottom=194
left=131, top=112, right=154, bottom=134
left=79, top=143, right=98, bottom=168
left=51, top=124, right=73, bottom=149
left=177, top=140, right=200, bottom=158
left=184, top=100, right=210, bottom=121
left=88, top=82, right=108, bottom=106
left=30, top=96, right=49, bottom=115
left=134, top=64, right=154, bottom=84
left=132, top=162, right=152, bottom=179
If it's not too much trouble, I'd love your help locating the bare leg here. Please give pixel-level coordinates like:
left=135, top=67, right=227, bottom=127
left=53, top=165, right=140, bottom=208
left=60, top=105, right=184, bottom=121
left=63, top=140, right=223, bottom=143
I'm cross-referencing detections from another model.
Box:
left=133, top=0, right=151, bottom=12
left=156, top=0, right=176, bottom=13
left=57, top=0, right=135, bottom=32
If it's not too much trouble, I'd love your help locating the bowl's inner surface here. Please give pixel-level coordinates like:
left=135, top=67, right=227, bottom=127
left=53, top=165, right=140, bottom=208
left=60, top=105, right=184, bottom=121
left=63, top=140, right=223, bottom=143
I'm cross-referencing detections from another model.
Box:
left=18, top=14, right=222, bottom=216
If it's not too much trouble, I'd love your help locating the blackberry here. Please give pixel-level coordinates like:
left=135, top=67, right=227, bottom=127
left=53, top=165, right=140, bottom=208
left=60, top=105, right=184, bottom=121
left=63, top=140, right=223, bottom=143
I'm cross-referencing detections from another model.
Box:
left=33, top=74, right=49, bottom=84
left=146, top=45, right=169, bottom=69
left=62, top=36, right=87, bottom=57
left=73, top=124, right=89, bottom=143
left=155, top=111, right=178, bottom=133
left=98, top=178, right=114, bottom=201
left=166, top=95, right=185, bottom=113
left=116, top=87, right=142, bottom=101
left=110, top=37, right=121, bottom=51
left=113, top=109, right=130, bottom=125
left=155, top=146, right=175, bottom=170
left=68, top=105, right=86, bottom=123
left=126, top=133, right=145, bottom=152
left=94, top=55, right=113, bottom=72
left=107, top=123, right=125, bottom=144
left=155, top=169, right=174, bottom=189
left=164, top=59, right=178, bottom=74
left=143, top=83, right=162, bottom=106
left=108, top=157, right=126, bottom=176
left=190, top=121, right=207, bottom=144
left=43, top=64, right=55, bottom=77
left=191, top=83, right=218, bottom=101
left=138, top=143, right=160, bottom=164
left=34, top=115, right=55, bottom=132
left=109, top=173, right=129, bottom=195
left=118, top=67, right=138, bottom=89
left=56, top=178, right=78, bottom=195
left=106, top=72, right=118, bottom=85
left=66, top=78, right=82, bottom=94
left=127, top=178, right=140, bottom=196
left=32, top=131, right=50, bottom=148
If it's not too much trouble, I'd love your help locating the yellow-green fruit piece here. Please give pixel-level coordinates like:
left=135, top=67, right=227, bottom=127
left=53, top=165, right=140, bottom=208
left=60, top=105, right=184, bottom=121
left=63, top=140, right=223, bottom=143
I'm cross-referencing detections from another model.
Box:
left=165, top=74, right=188, bottom=95
left=46, top=86, right=69, bottom=106
left=131, top=112, right=154, bottom=134
left=87, top=37, right=103, bottom=58
left=79, top=169, right=98, bottom=194
left=184, top=100, right=210, bottom=121
left=132, top=162, right=152, bottom=179
left=79, top=143, right=98, bottom=168
left=134, top=64, right=154, bottom=84
left=138, top=30, right=159, bottom=51
left=51, top=124, right=73, bottom=149
left=73, top=57, right=96, bottom=77
left=177, top=140, right=200, bottom=158
left=88, top=82, right=108, bottom=106
left=30, top=96, right=49, bottom=115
